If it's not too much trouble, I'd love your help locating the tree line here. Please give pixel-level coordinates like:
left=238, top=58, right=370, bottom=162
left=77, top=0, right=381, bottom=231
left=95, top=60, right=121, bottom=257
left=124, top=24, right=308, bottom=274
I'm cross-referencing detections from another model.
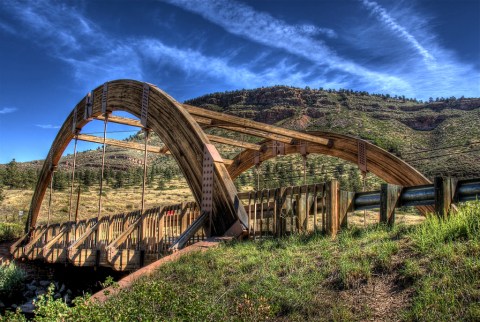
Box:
left=0, top=159, right=181, bottom=193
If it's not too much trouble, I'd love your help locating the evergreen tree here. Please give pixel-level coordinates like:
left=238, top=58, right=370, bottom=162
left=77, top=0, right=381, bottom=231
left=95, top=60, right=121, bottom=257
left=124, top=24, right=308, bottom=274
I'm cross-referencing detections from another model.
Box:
left=53, top=171, right=68, bottom=191
left=0, top=184, right=4, bottom=203
left=4, top=159, right=21, bottom=188
left=156, top=177, right=166, bottom=190
left=113, top=171, right=125, bottom=189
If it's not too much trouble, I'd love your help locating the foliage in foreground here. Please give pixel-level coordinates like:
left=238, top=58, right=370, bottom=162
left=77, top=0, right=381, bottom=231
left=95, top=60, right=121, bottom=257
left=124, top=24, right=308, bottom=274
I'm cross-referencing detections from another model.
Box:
left=2, top=202, right=480, bottom=321
left=0, top=262, right=26, bottom=301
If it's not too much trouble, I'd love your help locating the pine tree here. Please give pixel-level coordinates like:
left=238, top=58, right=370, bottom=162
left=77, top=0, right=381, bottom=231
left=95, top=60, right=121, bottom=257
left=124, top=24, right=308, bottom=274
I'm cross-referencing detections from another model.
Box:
left=5, top=159, right=21, bottom=188
left=114, top=171, right=125, bottom=189
left=156, top=177, right=166, bottom=190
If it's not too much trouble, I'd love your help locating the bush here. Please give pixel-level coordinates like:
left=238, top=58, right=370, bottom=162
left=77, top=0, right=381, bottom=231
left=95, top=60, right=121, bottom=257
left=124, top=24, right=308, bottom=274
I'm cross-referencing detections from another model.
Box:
left=0, top=262, right=26, bottom=300
left=0, top=222, right=24, bottom=242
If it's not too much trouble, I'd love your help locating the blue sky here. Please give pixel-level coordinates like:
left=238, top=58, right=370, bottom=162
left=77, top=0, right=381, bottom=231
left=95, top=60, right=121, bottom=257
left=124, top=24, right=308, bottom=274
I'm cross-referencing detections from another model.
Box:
left=0, top=0, right=479, bottom=163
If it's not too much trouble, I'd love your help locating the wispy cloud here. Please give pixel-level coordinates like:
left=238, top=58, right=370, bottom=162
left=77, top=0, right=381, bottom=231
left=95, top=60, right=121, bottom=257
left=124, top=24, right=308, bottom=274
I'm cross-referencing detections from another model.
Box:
left=140, top=39, right=329, bottom=88
left=2, top=0, right=478, bottom=100
left=0, top=0, right=337, bottom=94
left=162, top=0, right=413, bottom=94
left=360, top=0, right=434, bottom=64
left=35, top=124, right=60, bottom=129
left=356, top=0, right=479, bottom=98
left=0, top=1, right=143, bottom=90
left=0, top=107, right=17, bottom=114
left=164, top=0, right=479, bottom=99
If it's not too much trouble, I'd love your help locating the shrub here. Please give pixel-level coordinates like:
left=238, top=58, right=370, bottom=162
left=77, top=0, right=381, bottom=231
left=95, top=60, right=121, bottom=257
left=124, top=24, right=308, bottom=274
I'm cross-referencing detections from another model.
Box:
left=0, top=222, right=24, bottom=242
left=0, top=262, right=26, bottom=300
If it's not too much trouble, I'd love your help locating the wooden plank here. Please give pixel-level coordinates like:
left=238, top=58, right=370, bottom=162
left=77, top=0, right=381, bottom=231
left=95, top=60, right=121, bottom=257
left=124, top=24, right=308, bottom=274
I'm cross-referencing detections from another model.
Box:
left=217, top=125, right=293, bottom=144
left=434, top=177, right=458, bottom=219
left=77, top=134, right=163, bottom=154
left=380, top=184, right=402, bottom=226
left=207, top=134, right=261, bottom=151
left=325, top=180, right=339, bottom=237
left=96, top=115, right=142, bottom=128
left=184, top=104, right=331, bottom=146
left=338, top=191, right=355, bottom=229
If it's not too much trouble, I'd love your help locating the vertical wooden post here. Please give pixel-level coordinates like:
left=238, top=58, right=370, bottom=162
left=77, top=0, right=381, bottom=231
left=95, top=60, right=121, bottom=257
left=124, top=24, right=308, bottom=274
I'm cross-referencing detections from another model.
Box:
left=276, top=187, right=286, bottom=238
left=434, top=177, right=457, bottom=218
left=380, top=184, right=402, bottom=226
left=313, top=184, right=318, bottom=233
left=338, top=191, right=355, bottom=229
left=325, top=180, right=339, bottom=237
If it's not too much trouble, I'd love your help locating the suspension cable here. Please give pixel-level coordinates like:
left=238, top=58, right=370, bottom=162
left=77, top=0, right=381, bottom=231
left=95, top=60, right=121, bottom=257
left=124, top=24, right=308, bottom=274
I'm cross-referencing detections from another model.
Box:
left=141, top=129, right=150, bottom=214
left=97, top=113, right=109, bottom=220
left=47, top=169, right=54, bottom=226
left=68, top=133, right=79, bottom=223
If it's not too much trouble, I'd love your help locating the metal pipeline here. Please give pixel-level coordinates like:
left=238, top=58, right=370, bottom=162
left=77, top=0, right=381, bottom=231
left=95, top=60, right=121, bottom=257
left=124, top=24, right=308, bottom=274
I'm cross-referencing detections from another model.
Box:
left=354, top=191, right=380, bottom=210
left=458, top=180, right=480, bottom=202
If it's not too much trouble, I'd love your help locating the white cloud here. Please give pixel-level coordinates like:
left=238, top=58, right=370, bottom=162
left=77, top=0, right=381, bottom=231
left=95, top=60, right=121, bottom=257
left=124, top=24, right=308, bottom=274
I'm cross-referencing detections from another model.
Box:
left=0, top=107, right=17, bottom=114
left=162, top=0, right=413, bottom=94
left=164, top=0, right=479, bottom=99
left=35, top=124, right=60, bottom=129
left=356, top=0, right=480, bottom=98
left=140, top=39, right=325, bottom=88
left=360, top=0, right=434, bottom=64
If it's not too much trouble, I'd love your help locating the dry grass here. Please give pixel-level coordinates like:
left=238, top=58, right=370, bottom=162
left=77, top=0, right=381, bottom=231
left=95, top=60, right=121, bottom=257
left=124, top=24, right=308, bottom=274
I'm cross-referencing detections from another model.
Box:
left=0, top=179, right=195, bottom=225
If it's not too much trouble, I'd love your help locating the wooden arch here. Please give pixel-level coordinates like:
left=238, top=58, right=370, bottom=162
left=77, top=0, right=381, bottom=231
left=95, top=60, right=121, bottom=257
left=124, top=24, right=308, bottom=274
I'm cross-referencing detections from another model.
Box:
left=27, top=79, right=431, bottom=235
left=26, top=80, right=247, bottom=235
left=227, top=132, right=430, bottom=187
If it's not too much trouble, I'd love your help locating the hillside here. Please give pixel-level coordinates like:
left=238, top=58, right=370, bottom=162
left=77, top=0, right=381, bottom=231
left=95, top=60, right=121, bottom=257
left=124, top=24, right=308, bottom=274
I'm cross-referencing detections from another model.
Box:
left=186, top=86, right=480, bottom=178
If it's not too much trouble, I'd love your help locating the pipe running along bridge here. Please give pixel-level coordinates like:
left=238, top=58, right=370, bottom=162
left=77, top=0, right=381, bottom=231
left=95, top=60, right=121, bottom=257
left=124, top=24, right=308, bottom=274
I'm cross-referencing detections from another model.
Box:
left=12, top=79, right=464, bottom=271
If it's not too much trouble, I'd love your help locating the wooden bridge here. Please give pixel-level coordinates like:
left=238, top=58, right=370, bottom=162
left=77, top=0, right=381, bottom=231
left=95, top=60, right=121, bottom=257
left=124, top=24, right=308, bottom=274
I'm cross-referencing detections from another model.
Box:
left=10, top=79, right=480, bottom=271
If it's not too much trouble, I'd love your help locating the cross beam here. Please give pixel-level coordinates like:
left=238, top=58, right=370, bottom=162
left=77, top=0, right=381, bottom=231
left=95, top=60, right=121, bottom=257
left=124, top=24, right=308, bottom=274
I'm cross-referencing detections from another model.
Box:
left=183, top=104, right=332, bottom=146
left=76, top=134, right=164, bottom=154
left=95, top=116, right=262, bottom=150
left=76, top=134, right=234, bottom=165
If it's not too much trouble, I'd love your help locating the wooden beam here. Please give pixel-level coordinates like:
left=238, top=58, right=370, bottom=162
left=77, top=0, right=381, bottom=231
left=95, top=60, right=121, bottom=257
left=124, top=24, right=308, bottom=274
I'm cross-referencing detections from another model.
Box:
left=96, top=115, right=246, bottom=152
left=434, top=177, right=457, bottom=218
left=217, top=125, right=293, bottom=144
left=223, top=159, right=234, bottom=166
left=207, top=134, right=261, bottom=151
left=96, top=115, right=143, bottom=128
left=192, top=115, right=212, bottom=125
left=77, top=134, right=165, bottom=154
left=183, top=104, right=331, bottom=146
left=325, top=180, right=339, bottom=237
left=380, top=184, right=402, bottom=226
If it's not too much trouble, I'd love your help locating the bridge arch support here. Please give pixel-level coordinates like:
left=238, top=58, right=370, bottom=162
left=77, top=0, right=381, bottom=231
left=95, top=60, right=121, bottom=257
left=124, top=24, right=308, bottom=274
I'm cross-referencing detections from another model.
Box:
left=27, top=80, right=247, bottom=235
left=227, top=132, right=430, bottom=187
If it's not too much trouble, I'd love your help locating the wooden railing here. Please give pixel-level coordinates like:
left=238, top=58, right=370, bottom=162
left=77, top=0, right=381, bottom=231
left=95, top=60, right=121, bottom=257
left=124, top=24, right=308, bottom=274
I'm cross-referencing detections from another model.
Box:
left=11, top=177, right=480, bottom=271
left=12, top=202, right=206, bottom=270
left=239, top=183, right=327, bottom=237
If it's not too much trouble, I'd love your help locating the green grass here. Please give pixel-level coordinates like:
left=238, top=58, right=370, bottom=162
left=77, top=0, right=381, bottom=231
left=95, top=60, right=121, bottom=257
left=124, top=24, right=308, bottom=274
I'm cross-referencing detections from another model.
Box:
left=2, top=202, right=480, bottom=321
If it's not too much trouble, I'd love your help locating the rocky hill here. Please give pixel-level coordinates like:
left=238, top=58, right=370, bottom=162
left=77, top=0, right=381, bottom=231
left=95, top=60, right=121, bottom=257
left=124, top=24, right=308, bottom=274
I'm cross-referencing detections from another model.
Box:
left=187, top=86, right=480, bottom=178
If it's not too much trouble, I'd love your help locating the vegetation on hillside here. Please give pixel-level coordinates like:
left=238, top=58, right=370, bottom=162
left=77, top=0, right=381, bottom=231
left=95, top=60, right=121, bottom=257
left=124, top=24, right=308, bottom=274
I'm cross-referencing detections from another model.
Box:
left=2, top=201, right=479, bottom=321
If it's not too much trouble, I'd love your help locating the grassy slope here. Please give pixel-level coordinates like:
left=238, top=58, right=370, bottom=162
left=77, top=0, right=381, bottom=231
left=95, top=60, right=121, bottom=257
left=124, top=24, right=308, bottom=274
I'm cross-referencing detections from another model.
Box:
left=4, top=201, right=479, bottom=321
